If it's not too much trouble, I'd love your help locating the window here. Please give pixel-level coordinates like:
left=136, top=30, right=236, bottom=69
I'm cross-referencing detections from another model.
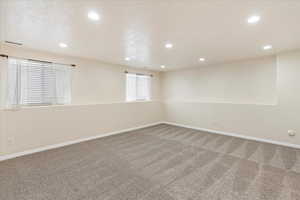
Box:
left=7, top=58, right=72, bottom=106
left=126, top=73, right=151, bottom=101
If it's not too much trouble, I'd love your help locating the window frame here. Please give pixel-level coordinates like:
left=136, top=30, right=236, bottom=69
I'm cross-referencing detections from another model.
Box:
left=125, top=73, right=152, bottom=102
left=7, top=58, right=72, bottom=107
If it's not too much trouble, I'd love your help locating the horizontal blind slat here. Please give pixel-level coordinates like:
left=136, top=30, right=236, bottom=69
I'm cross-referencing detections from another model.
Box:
left=7, top=58, right=72, bottom=106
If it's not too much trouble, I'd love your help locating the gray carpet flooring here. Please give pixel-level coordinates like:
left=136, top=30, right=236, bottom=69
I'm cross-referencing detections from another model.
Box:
left=1, top=124, right=300, bottom=200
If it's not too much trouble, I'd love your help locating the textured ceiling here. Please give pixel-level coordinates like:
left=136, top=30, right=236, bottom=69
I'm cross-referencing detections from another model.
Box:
left=1, top=0, right=300, bottom=70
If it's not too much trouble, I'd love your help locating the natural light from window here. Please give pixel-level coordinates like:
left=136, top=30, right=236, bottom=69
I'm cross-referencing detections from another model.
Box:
left=126, top=73, right=151, bottom=102
left=7, top=58, right=72, bottom=107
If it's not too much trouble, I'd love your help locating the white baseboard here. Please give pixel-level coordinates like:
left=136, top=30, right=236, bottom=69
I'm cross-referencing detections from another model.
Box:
left=2, top=121, right=299, bottom=162
left=0, top=122, right=163, bottom=162
left=162, top=121, right=300, bottom=149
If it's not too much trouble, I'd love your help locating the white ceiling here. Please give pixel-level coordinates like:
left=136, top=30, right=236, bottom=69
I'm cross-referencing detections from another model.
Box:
left=1, top=0, right=300, bottom=71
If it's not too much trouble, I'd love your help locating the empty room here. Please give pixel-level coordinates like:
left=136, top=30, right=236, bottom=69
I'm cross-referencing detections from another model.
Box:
left=1, top=0, right=300, bottom=199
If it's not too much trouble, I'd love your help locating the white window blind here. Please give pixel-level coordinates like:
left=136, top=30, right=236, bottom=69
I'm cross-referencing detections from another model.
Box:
left=126, top=73, right=151, bottom=101
left=7, top=58, right=72, bottom=107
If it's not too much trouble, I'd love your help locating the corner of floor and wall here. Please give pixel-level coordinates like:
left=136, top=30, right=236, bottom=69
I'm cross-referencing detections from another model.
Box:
left=0, top=43, right=165, bottom=160
left=162, top=50, right=300, bottom=149
left=1, top=44, right=300, bottom=161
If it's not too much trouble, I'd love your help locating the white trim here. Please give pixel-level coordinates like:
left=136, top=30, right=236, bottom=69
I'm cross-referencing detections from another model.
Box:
left=1, top=100, right=162, bottom=111
left=0, top=122, right=163, bottom=162
left=162, top=100, right=277, bottom=106
left=2, top=121, right=299, bottom=162
left=162, top=121, right=300, bottom=149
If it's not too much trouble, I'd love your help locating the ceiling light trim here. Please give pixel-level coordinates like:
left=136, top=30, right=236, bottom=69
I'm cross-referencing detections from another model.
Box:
left=247, top=15, right=261, bottom=24
left=88, top=11, right=100, bottom=21
left=165, top=43, right=173, bottom=49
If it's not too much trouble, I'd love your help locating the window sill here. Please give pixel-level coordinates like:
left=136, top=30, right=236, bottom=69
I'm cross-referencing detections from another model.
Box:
left=2, top=104, right=70, bottom=110
left=126, top=100, right=152, bottom=103
left=0, top=100, right=160, bottom=111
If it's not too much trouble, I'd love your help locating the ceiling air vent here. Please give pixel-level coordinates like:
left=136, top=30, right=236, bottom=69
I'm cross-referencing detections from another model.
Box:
left=5, top=41, right=23, bottom=46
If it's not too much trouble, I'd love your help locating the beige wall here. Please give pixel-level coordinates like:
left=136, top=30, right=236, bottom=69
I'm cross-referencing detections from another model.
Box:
left=0, top=49, right=7, bottom=155
left=0, top=44, right=163, bottom=156
left=162, top=51, right=300, bottom=146
left=2, top=43, right=300, bottom=157
left=0, top=44, right=161, bottom=104
left=162, top=56, right=277, bottom=105
left=0, top=110, right=4, bottom=155
left=2, top=102, right=163, bottom=155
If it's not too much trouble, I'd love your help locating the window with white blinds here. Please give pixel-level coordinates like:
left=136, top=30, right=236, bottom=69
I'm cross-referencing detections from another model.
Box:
left=7, top=58, right=72, bottom=107
left=126, top=73, right=151, bottom=101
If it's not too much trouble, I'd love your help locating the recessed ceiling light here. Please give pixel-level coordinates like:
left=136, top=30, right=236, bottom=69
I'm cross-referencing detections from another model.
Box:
left=263, top=45, right=272, bottom=50
left=125, top=57, right=131, bottom=61
left=161, top=65, right=166, bottom=69
left=199, top=58, right=205, bottom=62
left=165, top=43, right=173, bottom=49
left=59, top=43, right=67, bottom=48
left=88, top=11, right=100, bottom=21
left=247, top=15, right=261, bottom=24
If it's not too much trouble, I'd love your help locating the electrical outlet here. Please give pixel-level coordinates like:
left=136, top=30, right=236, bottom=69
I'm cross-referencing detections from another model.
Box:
left=288, top=130, right=296, bottom=137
